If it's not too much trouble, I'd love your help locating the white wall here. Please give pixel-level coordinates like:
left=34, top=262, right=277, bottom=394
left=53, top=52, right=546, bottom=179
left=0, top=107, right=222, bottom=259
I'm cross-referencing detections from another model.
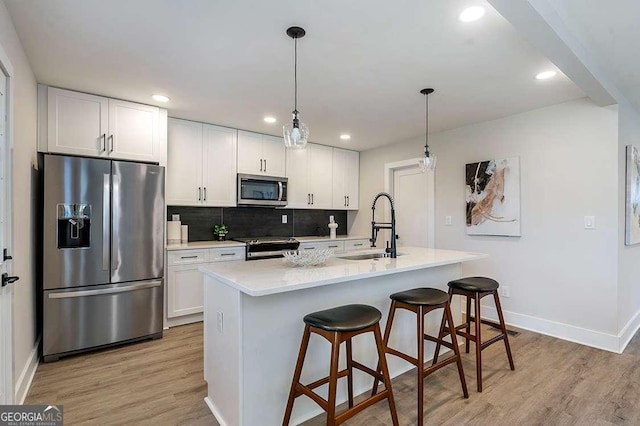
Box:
left=355, top=98, right=622, bottom=349
left=0, top=0, right=38, bottom=401
left=618, top=102, right=640, bottom=344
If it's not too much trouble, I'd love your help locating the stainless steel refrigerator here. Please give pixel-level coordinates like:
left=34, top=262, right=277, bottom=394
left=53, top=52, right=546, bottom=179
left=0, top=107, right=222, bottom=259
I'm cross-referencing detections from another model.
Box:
left=42, top=154, right=165, bottom=362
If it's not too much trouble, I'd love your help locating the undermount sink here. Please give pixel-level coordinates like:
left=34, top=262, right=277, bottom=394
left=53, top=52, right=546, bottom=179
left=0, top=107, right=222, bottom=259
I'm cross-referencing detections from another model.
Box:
left=338, top=252, right=404, bottom=261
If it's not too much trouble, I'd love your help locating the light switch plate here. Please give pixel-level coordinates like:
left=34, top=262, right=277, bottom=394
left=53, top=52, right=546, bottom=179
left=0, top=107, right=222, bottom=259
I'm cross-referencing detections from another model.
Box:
left=584, top=216, right=596, bottom=230
left=217, top=312, right=224, bottom=332
left=282, top=214, right=288, bottom=224
left=445, top=216, right=452, bottom=226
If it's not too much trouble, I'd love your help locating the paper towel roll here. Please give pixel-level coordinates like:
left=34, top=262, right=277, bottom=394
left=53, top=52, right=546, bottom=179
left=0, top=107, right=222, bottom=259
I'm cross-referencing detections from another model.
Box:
left=167, top=221, right=181, bottom=243
left=181, top=225, right=188, bottom=242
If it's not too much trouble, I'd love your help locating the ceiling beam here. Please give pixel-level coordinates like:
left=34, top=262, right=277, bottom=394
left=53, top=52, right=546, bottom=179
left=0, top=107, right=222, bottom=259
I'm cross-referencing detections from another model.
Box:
left=488, top=0, right=620, bottom=107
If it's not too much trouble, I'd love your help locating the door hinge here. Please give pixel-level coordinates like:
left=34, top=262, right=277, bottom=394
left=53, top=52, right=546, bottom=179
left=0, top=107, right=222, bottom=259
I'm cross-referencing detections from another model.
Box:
left=3, top=248, right=11, bottom=261
left=1, top=273, right=19, bottom=287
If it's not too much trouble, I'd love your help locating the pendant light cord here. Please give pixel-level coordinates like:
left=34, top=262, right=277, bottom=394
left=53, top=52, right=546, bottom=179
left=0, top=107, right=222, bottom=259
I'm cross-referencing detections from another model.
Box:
left=425, top=92, right=429, bottom=155
left=294, top=36, right=298, bottom=113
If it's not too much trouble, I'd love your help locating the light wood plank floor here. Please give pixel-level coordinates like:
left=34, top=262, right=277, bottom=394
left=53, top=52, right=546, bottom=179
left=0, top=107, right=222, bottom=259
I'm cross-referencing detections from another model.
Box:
left=26, top=322, right=640, bottom=425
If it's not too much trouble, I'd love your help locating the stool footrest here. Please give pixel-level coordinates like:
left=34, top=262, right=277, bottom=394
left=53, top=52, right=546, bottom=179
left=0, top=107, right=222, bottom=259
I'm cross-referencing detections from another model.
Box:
left=352, top=360, right=385, bottom=382
left=424, top=333, right=454, bottom=350
left=480, top=333, right=506, bottom=350
left=335, top=389, right=390, bottom=425
left=295, top=383, right=328, bottom=411
left=423, top=354, right=459, bottom=376
left=467, top=315, right=504, bottom=330
left=305, top=369, right=350, bottom=391
left=386, top=347, right=418, bottom=366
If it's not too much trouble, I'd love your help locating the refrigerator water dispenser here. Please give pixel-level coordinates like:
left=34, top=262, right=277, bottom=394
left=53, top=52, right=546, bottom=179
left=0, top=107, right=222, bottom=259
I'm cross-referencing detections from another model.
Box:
left=57, top=203, right=91, bottom=248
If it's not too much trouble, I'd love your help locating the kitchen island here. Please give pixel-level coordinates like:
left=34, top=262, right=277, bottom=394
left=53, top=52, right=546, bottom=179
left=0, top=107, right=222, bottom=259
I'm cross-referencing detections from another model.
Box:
left=200, top=247, right=486, bottom=426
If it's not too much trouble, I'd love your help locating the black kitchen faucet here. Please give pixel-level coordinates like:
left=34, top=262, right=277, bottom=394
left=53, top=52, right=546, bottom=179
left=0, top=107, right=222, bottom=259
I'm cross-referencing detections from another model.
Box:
left=370, top=192, right=397, bottom=258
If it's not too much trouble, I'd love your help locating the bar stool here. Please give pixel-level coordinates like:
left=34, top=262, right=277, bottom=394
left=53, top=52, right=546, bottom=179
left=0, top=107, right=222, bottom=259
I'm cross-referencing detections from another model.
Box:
left=283, top=304, right=399, bottom=426
left=372, top=288, right=468, bottom=426
left=433, top=277, right=515, bottom=392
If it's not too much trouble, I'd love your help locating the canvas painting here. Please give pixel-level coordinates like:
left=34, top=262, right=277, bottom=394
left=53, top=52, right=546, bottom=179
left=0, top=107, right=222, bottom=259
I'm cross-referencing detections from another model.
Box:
left=465, top=157, right=521, bottom=236
left=625, top=145, right=640, bottom=245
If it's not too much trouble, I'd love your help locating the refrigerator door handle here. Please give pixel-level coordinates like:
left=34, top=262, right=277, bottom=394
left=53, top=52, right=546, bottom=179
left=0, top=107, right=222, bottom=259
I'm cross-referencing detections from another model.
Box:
left=103, top=174, right=110, bottom=270
left=48, top=280, right=162, bottom=299
left=111, top=174, right=121, bottom=271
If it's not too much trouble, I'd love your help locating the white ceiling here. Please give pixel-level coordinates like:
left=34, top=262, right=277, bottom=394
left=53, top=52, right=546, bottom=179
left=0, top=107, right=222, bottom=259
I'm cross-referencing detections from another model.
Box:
left=5, top=0, right=586, bottom=151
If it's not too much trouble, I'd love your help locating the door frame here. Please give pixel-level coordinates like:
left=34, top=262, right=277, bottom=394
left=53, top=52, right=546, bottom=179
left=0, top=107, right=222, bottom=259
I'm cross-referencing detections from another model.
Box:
left=384, top=158, right=435, bottom=248
left=0, top=39, right=15, bottom=404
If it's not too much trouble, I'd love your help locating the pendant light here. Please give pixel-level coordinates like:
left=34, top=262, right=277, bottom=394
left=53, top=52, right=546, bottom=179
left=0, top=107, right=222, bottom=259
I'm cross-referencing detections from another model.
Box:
left=418, top=88, right=436, bottom=172
left=283, top=26, right=309, bottom=149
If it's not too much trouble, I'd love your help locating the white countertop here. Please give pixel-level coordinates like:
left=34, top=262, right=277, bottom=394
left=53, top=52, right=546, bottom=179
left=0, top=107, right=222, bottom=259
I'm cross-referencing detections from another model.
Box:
left=296, top=235, right=369, bottom=242
left=166, top=240, right=245, bottom=250
left=199, top=247, right=486, bottom=297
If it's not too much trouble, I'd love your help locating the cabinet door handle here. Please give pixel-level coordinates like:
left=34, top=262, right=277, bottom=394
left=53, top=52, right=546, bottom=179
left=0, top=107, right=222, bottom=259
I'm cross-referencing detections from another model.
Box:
left=264, top=159, right=267, bottom=173
left=109, top=134, right=114, bottom=153
left=311, top=193, right=314, bottom=205
left=220, top=253, right=236, bottom=257
left=203, top=187, right=207, bottom=201
left=198, top=187, right=202, bottom=201
left=346, top=195, right=349, bottom=206
left=354, top=243, right=364, bottom=247
left=307, top=193, right=310, bottom=204
left=180, top=255, right=199, bottom=259
left=303, top=247, right=314, bottom=250
left=101, top=134, right=106, bottom=152
left=328, top=245, right=339, bottom=248
left=260, top=159, right=263, bottom=172
left=344, top=196, right=346, bottom=207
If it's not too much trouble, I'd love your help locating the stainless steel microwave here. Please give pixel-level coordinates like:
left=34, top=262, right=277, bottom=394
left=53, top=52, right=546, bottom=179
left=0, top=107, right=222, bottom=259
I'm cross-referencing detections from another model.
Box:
left=237, top=174, right=288, bottom=207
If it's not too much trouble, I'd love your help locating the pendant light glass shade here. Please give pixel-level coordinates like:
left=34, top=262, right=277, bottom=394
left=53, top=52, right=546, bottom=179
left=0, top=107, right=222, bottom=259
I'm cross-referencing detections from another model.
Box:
left=284, top=27, right=308, bottom=149
left=419, top=88, right=436, bottom=172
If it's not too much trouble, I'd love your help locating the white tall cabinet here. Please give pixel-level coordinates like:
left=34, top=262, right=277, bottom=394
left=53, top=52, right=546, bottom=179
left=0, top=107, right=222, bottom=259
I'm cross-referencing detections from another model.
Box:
left=166, top=118, right=237, bottom=206
left=44, top=87, right=161, bottom=162
left=237, top=130, right=286, bottom=176
left=332, top=148, right=359, bottom=210
left=285, top=143, right=333, bottom=209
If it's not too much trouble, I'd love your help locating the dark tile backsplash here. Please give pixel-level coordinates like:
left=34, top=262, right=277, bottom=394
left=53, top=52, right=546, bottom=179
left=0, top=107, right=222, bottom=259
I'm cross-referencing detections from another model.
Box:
left=167, top=206, right=347, bottom=241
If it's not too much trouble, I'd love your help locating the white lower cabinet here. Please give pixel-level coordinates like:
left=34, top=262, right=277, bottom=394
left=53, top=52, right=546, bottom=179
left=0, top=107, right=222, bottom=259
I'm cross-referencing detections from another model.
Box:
left=167, top=247, right=245, bottom=323
left=299, top=241, right=345, bottom=251
left=344, top=239, right=370, bottom=251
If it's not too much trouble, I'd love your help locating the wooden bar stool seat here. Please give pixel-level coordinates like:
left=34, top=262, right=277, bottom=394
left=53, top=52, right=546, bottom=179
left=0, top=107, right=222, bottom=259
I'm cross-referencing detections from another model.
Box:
left=372, top=288, right=468, bottom=426
left=283, top=304, right=399, bottom=426
left=434, top=277, right=515, bottom=392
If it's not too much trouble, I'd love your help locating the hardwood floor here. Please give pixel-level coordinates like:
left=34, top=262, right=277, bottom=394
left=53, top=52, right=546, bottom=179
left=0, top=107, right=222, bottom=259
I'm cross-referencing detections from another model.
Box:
left=25, top=323, right=217, bottom=426
left=26, top=322, right=640, bottom=425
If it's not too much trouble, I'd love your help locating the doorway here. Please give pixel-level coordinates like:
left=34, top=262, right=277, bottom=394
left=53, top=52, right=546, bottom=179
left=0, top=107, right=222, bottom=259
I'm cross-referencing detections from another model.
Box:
left=384, top=158, right=435, bottom=248
left=0, top=42, right=15, bottom=405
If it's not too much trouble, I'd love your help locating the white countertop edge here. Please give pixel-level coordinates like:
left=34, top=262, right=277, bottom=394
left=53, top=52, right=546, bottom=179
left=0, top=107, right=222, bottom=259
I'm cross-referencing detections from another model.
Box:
left=166, top=241, right=245, bottom=250
left=199, top=249, right=487, bottom=297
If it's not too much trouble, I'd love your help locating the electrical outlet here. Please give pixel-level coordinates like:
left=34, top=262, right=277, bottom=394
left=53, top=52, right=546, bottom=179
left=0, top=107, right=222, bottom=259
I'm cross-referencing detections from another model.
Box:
left=584, top=216, right=596, bottom=229
left=172, top=214, right=180, bottom=221
left=282, top=214, right=288, bottom=224
left=445, top=216, right=452, bottom=226
left=217, top=312, right=224, bottom=332
left=502, top=286, right=510, bottom=298
left=329, top=215, right=334, bottom=223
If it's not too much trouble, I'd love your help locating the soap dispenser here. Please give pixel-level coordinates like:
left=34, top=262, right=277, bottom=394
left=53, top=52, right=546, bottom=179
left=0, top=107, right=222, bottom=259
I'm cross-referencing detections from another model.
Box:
left=328, top=216, right=338, bottom=239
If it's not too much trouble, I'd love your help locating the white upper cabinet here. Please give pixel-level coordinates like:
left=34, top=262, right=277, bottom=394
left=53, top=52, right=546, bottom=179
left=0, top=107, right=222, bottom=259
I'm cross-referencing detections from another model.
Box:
left=285, top=143, right=333, bottom=209
left=202, top=124, right=237, bottom=206
left=47, top=88, right=109, bottom=157
left=108, top=99, right=160, bottom=162
left=44, top=87, right=162, bottom=162
left=167, top=118, right=203, bottom=205
left=333, top=148, right=359, bottom=210
left=167, top=118, right=237, bottom=207
left=237, top=130, right=286, bottom=176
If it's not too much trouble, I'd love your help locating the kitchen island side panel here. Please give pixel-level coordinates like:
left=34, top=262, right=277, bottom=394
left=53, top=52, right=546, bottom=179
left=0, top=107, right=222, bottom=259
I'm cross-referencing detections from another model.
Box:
left=239, top=263, right=461, bottom=426
left=204, top=276, right=243, bottom=426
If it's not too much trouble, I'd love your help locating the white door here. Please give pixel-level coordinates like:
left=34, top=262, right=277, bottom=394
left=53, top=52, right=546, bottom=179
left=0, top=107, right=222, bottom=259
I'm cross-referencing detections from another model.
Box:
left=237, top=130, right=264, bottom=175
left=285, top=146, right=309, bottom=208
left=0, top=54, right=14, bottom=405
left=261, top=135, right=286, bottom=176
left=166, top=118, right=204, bottom=205
left=108, top=99, right=159, bottom=162
left=202, top=124, right=237, bottom=207
left=47, top=87, right=108, bottom=157
left=392, top=166, right=430, bottom=248
left=308, top=144, right=333, bottom=209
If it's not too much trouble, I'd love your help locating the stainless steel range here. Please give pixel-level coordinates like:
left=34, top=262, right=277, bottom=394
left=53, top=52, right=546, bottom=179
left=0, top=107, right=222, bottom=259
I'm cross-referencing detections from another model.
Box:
left=233, top=237, right=300, bottom=260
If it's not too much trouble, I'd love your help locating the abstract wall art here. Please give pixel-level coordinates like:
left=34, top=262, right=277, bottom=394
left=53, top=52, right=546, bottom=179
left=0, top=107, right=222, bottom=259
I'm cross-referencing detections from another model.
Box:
left=465, top=157, right=521, bottom=236
left=625, top=145, right=640, bottom=245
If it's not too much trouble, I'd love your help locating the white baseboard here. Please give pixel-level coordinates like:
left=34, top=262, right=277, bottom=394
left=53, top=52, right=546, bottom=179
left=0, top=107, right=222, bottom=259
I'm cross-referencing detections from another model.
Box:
left=166, top=313, right=203, bottom=328
left=15, top=338, right=40, bottom=404
left=204, top=396, right=229, bottom=426
left=618, top=308, right=640, bottom=353
left=482, top=306, right=621, bottom=353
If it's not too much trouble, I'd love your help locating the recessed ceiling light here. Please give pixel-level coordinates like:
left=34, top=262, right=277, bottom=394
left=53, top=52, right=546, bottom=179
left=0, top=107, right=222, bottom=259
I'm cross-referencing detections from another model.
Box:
left=340, top=134, right=351, bottom=140
left=459, top=6, right=485, bottom=22
left=264, top=116, right=277, bottom=124
left=151, top=94, right=170, bottom=103
left=535, top=70, right=557, bottom=80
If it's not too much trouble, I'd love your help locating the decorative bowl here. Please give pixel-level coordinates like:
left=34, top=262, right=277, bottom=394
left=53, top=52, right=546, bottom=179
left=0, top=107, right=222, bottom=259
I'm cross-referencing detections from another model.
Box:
left=283, top=249, right=334, bottom=267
